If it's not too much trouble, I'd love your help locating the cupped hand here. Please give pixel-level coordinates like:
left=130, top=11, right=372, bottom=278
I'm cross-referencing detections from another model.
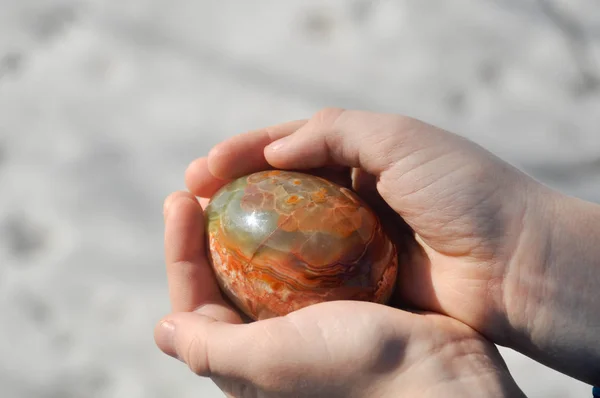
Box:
left=155, top=191, right=524, bottom=398
left=185, top=109, right=555, bottom=347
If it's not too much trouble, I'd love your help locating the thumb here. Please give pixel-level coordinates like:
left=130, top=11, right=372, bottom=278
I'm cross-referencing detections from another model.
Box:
left=262, top=108, right=516, bottom=243
left=263, top=108, right=444, bottom=177
left=154, top=305, right=256, bottom=379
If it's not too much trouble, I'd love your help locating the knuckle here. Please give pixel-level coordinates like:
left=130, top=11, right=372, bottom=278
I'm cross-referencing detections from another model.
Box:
left=312, top=107, right=346, bottom=127
left=184, top=335, right=211, bottom=377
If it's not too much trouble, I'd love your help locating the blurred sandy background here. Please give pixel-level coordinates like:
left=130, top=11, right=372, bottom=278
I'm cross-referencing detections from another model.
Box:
left=1, top=1, right=599, bottom=397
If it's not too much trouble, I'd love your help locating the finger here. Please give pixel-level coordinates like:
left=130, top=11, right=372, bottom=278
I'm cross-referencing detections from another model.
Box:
left=154, top=311, right=260, bottom=379
left=264, top=108, right=439, bottom=176
left=163, top=191, right=235, bottom=316
left=156, top=303, right=341, bottom=382
left=208, top=119, right=307, bottom=179
left=185, top=157, right=231, bottom=198
left=155, top=301, right=421, bottom=387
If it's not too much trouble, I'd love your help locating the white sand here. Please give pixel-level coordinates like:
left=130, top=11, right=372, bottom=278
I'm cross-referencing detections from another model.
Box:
left=0, top=1, right=598, bottom=397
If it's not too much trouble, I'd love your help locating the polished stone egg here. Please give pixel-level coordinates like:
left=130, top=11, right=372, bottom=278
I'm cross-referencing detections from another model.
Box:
left=205, top=170, right=397, bottom=320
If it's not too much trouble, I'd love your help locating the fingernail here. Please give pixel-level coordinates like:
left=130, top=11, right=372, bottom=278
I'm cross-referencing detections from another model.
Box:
left=163, top=197, right=175, bottom=218
left=164, top=195, right=186, bottom=219
left=266, top=136, right=291, bottom=153
left=156, top=321, right=178, bottom=359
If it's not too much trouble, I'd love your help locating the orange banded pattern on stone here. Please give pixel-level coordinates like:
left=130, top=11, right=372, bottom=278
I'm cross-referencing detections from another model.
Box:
left=205, top=170, right=398, bottom=320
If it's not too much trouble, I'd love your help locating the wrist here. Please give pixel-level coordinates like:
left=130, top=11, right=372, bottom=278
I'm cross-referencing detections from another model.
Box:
left=432, top=335, right=525, bottom=398
left=502, top=185, right=600, bottom=384
left=419, top=356, right=525, bottom=398
left=499, top=181, right=558, bottom=344
left=416, top=342, right=525, bottom=398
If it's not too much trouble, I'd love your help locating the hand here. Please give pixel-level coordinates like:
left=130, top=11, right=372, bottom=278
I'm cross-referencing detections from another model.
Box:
left=155, top=191, right=525, bottom=398
left=186, top=109, right=544, bottom=341
left=185, top=109, right=600, bottom=384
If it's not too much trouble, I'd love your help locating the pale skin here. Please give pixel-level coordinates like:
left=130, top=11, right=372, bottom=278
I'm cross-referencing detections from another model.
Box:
left=155, top=108, right=600, bottom=397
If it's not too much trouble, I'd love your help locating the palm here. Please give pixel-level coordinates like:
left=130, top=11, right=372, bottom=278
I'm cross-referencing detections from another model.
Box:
left=211, top=301, right=403, bottom=398
left=279, top=165, right=508, bottom=326
left=360, top=163, right=520, bottom=330
left=212, top=300, right=507, bottom=398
